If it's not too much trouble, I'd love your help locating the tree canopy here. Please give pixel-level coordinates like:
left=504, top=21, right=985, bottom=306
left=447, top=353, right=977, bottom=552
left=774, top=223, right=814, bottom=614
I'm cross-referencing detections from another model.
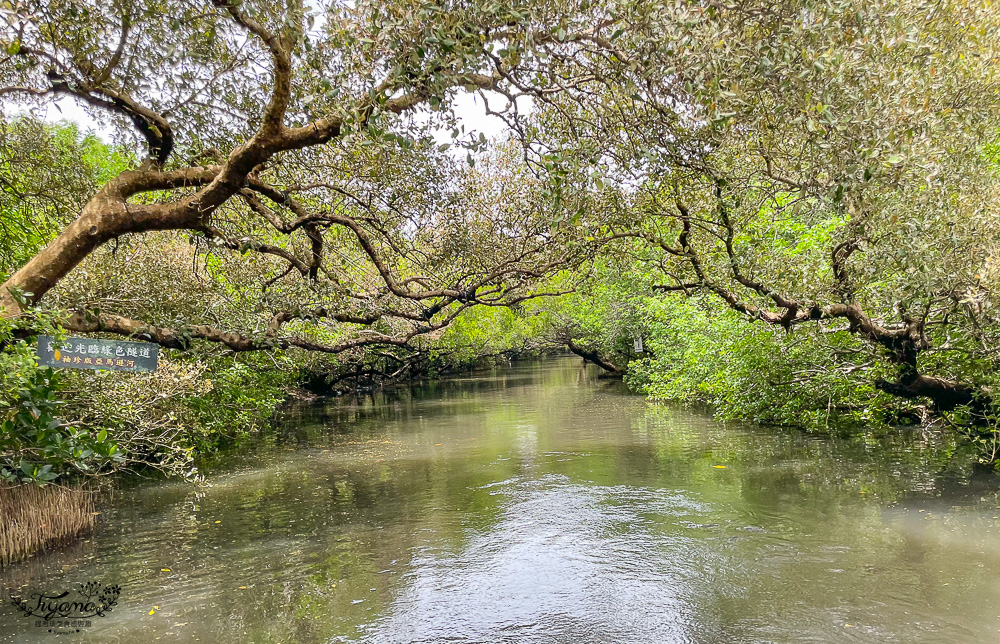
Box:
left=3, top=0, right=1000, bottom=479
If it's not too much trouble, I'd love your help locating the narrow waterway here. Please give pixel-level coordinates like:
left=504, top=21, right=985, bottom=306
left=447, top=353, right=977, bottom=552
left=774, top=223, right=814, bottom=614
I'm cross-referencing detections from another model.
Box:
left=3, top=357, right=1000, bottom=643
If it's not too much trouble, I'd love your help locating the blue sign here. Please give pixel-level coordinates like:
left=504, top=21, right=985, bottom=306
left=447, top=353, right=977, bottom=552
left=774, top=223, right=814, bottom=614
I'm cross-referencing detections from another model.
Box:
left=37, top=336, right=158, bottom=372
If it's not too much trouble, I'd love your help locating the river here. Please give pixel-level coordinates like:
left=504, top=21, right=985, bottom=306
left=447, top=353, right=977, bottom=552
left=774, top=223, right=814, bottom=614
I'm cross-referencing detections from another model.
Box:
left=2, top=357, right=1000, bottom=642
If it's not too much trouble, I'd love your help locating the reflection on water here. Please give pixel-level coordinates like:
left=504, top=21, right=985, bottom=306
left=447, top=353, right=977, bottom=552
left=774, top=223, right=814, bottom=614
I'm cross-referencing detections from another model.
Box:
left=3, top=357, right=1000, bottom=643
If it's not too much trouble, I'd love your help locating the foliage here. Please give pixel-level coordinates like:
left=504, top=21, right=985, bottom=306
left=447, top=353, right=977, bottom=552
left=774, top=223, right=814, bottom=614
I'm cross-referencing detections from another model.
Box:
left=538, top=261, right=651, bottom=370
left=431, top=301, right=553, bottom=366
left=532, top=260, right=915, bottom=431
left=0, top=118, right=130, bottom=282
left=0, top=366, right=121, bottom=483
left=61, top=351, right=296, bottom=479
left=181, top=353, right=298, bottom=453
left=625, top=296, right=907, bottom=430
left=0, top=309, right=122, bottom=484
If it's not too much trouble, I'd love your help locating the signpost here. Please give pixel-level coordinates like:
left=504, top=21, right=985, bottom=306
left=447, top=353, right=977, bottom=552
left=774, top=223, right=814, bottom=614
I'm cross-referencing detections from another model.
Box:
left=37, top=335, right=159, bottom=373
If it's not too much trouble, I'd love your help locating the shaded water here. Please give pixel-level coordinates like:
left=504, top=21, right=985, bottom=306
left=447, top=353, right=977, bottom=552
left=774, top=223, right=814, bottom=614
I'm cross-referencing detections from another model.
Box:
left=3, top=357, right=1000, bottom=643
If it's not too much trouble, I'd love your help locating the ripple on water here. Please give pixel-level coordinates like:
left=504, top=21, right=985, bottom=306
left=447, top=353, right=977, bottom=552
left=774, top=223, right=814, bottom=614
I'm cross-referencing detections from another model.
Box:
left=3, top=358, right=1000, bottom=644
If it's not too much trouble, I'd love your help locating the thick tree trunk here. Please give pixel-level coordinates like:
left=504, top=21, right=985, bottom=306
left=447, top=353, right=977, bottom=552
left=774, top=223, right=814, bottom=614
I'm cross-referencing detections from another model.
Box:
left=876, top=372, right=991, bottom=414
left=1, top=202, right=190, bottom=317
left=2, top=199, right=120, bottom=317
left=0, top=166, right=220, bottom=318
left=566, top=339, right=623, bottom=375
left=0, top=288, right=20, bottom=319
left=873, top=339, right=993, bottom=415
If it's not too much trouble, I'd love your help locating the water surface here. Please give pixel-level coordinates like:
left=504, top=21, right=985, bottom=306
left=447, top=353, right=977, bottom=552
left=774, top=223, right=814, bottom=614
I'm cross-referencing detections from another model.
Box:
left=3, top=357, right=1000, bottom=642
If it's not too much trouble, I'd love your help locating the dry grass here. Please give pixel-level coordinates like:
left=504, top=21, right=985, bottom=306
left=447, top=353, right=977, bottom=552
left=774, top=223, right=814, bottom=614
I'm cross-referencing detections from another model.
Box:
left=0, top=484, right=97, bottom=568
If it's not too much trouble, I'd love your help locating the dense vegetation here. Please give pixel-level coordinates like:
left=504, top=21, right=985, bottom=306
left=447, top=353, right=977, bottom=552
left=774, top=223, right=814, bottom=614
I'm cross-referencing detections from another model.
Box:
left=2, top=0, right=1000, bottom=487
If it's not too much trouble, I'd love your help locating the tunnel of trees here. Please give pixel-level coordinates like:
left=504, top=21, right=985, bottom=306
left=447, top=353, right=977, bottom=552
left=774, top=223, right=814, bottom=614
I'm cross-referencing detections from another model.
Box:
left=2, top=0, right=1000, bottom=487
